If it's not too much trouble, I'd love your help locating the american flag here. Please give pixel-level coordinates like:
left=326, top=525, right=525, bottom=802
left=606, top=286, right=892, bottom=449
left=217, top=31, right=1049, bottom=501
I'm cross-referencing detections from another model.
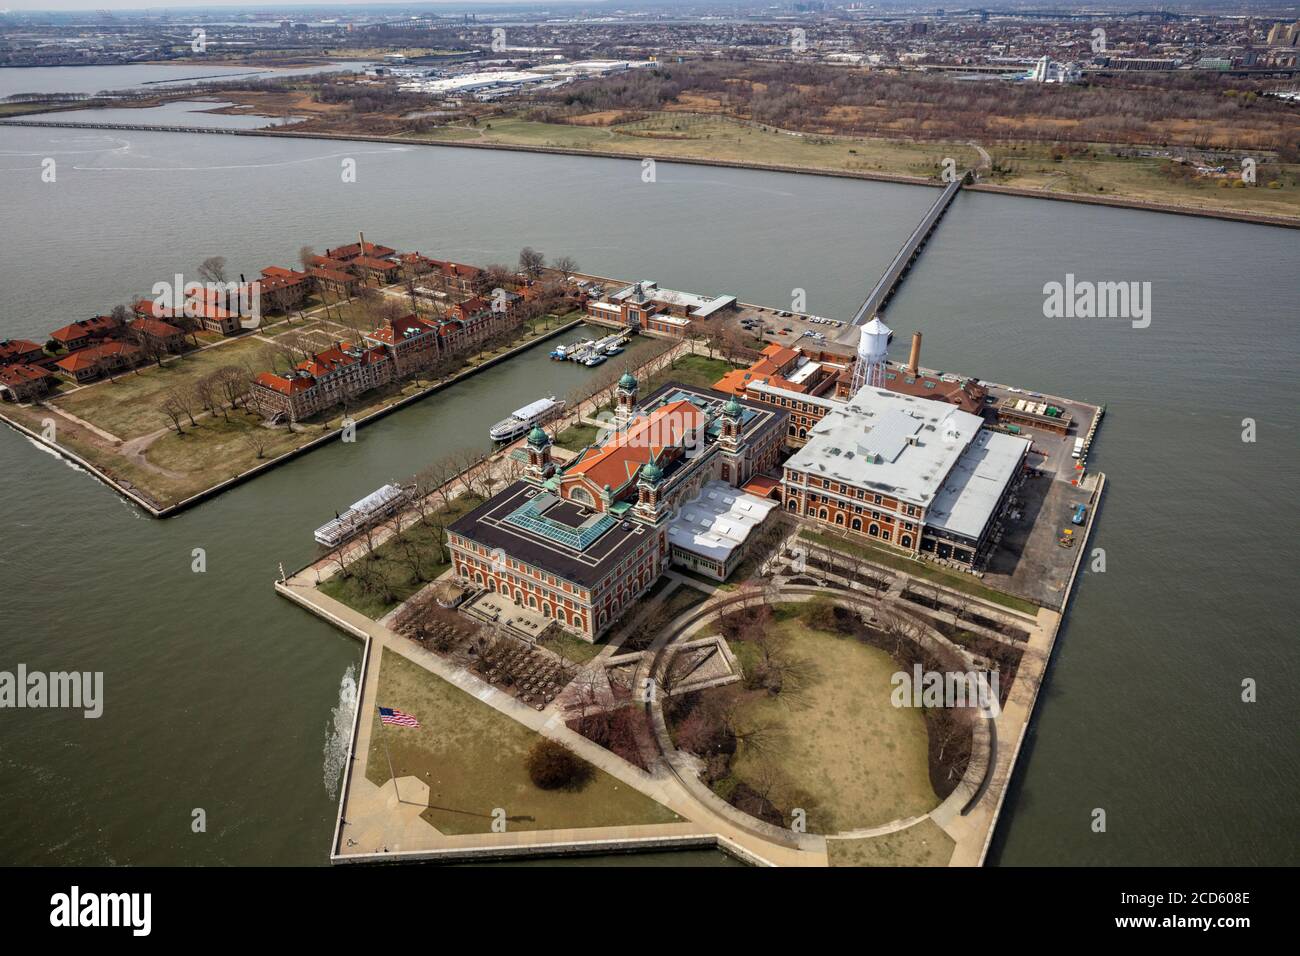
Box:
left=378, top=706, right=420, bottom=728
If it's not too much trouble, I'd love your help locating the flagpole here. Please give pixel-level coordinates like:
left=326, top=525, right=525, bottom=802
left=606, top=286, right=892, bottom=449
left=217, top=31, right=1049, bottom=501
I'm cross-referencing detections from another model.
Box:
left=379, top=706, right=401, bottom=804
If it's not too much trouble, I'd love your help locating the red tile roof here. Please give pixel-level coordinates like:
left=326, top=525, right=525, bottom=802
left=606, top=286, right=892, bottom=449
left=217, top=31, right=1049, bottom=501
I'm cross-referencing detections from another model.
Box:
left=353, top=256, right=398, bottom=272
left=49, top=315, right=118, bottom=344
left=329, top=241, right=396, bottom=260
left=129, top=318, right=182, bottom=339
left=713, top=343, right=803, bottom=395
left=54, top=340, right=138, bottom=372
left=254, top=371, right=312, bottom=395
left=566, top=400, right=706, bottom=491
left=0, top=339, right=44, bottom=363
left=0, top=363, right=51, bottom=387
left=309, top=267, right=355, bottom=285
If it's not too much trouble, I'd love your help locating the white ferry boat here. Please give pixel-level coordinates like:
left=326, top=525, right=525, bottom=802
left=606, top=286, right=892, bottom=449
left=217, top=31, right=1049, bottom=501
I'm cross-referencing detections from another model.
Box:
left=314, top=484, right=407, bottom=548
left=489, top=396, right=566, bottom=442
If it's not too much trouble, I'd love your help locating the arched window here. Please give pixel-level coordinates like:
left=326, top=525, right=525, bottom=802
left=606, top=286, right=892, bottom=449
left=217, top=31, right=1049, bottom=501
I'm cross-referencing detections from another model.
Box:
left=542, top=604, right=551, bottom=618
left=558, top=608, right=567, bottom=624
left=514, top=588, right=523, bottom=604
left=569, top=486, right=595, bottom=507
left=528, top=595, right=537, bottom=609
left=798, top=427, right=807, bottom=438
left=901, top=534, right=913, bottom=548
left=474, top=571, right=484, bottom=585
left=487, top=578, right=496, bottom=591
left=788, top=499, right=798, bottom=511
left=819, top=508, right=828, bottom=520
left=869, top=523, right=880, bottom=537
left=835, top=512, right=845, bottom=526
left=851, top=518, right=862, bottom=531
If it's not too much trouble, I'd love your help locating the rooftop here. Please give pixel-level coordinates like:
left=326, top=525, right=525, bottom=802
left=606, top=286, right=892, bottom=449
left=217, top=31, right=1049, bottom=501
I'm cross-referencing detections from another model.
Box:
left=449, top=481, right=650, bottom=589
left=927, top=429, right=1032, bottom=541
left=667, top=480, right=778, bottom=564
left=785, top=385, right=983, bottom=506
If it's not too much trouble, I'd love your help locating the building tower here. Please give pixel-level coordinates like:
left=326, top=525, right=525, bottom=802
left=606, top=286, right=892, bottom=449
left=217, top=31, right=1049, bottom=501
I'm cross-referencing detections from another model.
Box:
left=718, top=395, right=746, bottom=485
left=720, top=395, right=743, bottom=449
left=634, top=460, right=668, bottom=524
left=849, top=316, right=892, bottom=394
left=616, top=370, right=638, bottom=425
left=524, top=424, right=555, bottom=483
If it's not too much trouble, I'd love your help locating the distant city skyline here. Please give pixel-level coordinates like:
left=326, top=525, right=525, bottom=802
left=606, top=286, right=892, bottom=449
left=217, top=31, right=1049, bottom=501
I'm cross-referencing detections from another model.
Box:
left=1, top=1, right=572, bottom=13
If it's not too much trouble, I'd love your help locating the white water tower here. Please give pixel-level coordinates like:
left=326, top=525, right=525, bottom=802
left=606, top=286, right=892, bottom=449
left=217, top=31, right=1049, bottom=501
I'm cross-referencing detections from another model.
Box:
left=850, top=316, right=891, bottom=393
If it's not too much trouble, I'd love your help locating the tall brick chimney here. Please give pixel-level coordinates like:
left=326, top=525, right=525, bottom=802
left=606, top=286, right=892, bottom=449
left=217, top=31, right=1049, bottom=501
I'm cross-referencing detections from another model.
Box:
left=908, top=331, right=923, bottom=376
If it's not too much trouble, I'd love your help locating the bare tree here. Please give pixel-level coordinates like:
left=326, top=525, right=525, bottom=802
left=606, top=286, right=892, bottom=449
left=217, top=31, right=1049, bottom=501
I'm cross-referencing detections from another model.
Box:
left=552, top=255, right=578, bottom=280
left=165, top=385, right=198, bottom=427
left=238, top=427, right=271, bottom=460
left=198, top=256, right=227, bottom=285
left=518, top=247, right=545, bottom=278
left=160, top=394, right=187, bottom=435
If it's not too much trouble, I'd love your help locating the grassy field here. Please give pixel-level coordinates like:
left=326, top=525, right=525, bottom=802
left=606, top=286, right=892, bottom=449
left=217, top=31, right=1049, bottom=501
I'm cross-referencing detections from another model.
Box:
left=365, top=649, right=680, bottom=835
left=51, top=336, right=278, bottom=441
left=553, top=421, right=603, bottom=452
left=718, top=603, right=937, bottom=834
left=401, top=111, right=1300, bottom=222
left=19, top=310, right=580, bottom=508
left=642, top=353, right=735, bottom=393
left=405, top=113, right=971, bottom=182
left=986, top=141, right=1300, bottom=220
left=800, top=529, right=1041, bottom=617
left=318, top=494, right=484, bottom=619
left=827, top=818, right=955, bottom=867
left=539, top=628, right=605, bottom=665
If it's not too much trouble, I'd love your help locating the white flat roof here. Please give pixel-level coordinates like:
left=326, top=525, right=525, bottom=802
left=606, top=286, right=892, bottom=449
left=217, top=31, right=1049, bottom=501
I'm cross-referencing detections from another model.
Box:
left=667, top=480, right=777, bottom=563
left=785, top=385, right=983, bottom=507
left=610, top=280, right=733, bottom=317
left=927, top=430, right=1031, bottom=541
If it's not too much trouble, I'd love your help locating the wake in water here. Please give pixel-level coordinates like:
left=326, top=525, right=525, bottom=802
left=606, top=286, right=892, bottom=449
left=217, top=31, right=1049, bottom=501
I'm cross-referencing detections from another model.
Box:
left=322, top=664, right=358, bottom=801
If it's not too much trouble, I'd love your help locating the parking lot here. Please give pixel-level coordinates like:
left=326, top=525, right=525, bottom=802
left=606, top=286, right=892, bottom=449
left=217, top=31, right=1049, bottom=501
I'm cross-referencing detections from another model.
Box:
left=723, top=303, right=858, bottom=357
left=981, top=472, right=1095, bottom=609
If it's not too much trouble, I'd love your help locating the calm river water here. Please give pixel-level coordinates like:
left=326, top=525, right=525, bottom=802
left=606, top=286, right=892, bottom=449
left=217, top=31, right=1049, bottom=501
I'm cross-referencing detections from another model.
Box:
left=0, top=124, right=1295, bottom=866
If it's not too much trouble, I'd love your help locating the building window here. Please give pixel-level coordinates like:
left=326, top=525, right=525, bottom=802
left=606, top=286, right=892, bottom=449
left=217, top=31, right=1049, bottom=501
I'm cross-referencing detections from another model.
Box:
left=901, top=534, right=913, bottom=548
left=851, top=518, right=861, bottom=531
left=869, top=523, right=879, bottom=537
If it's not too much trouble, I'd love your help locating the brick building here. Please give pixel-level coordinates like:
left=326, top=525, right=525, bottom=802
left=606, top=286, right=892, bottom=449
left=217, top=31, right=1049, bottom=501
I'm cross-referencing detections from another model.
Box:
left=447, top=378, right=786, bottom=641
left=781, top=386, right=1029, bottom=568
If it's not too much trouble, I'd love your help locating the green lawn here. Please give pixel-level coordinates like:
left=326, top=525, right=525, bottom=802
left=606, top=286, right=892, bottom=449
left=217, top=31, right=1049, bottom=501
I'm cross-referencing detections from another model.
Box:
left=799, top=529, right=1041, bottom=617
left=827, top=818, right=955, bottom=867
left=366, top=649, right=680, bottom=835
left=52, top=336, right=279, bottom=440
left=716, top=603, right=938, bottom=834
left=540, top=628, right=605, bottom=666
left=642, top=353, right=736, bottom=393
left=318, top=495, right=484, bottom=619
left=553, top=421, right=603, bottom=452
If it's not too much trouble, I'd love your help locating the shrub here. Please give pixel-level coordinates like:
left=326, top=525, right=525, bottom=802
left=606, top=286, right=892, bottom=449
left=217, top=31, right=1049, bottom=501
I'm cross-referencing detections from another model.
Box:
left=525, top=739, right=593, bottom=791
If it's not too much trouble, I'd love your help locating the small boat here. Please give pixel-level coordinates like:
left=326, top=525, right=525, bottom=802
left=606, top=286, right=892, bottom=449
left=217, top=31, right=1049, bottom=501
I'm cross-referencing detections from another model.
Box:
left=583, top=353, right=607, bottom=367
left=489, top=396, right=566, bottom=442
left=604, top=345, right=624, bottom=355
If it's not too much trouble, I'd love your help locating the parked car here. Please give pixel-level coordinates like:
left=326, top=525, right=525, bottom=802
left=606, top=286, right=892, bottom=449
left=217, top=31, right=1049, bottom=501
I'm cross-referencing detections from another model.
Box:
left=1071, top=504, right=1088, bottom=525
